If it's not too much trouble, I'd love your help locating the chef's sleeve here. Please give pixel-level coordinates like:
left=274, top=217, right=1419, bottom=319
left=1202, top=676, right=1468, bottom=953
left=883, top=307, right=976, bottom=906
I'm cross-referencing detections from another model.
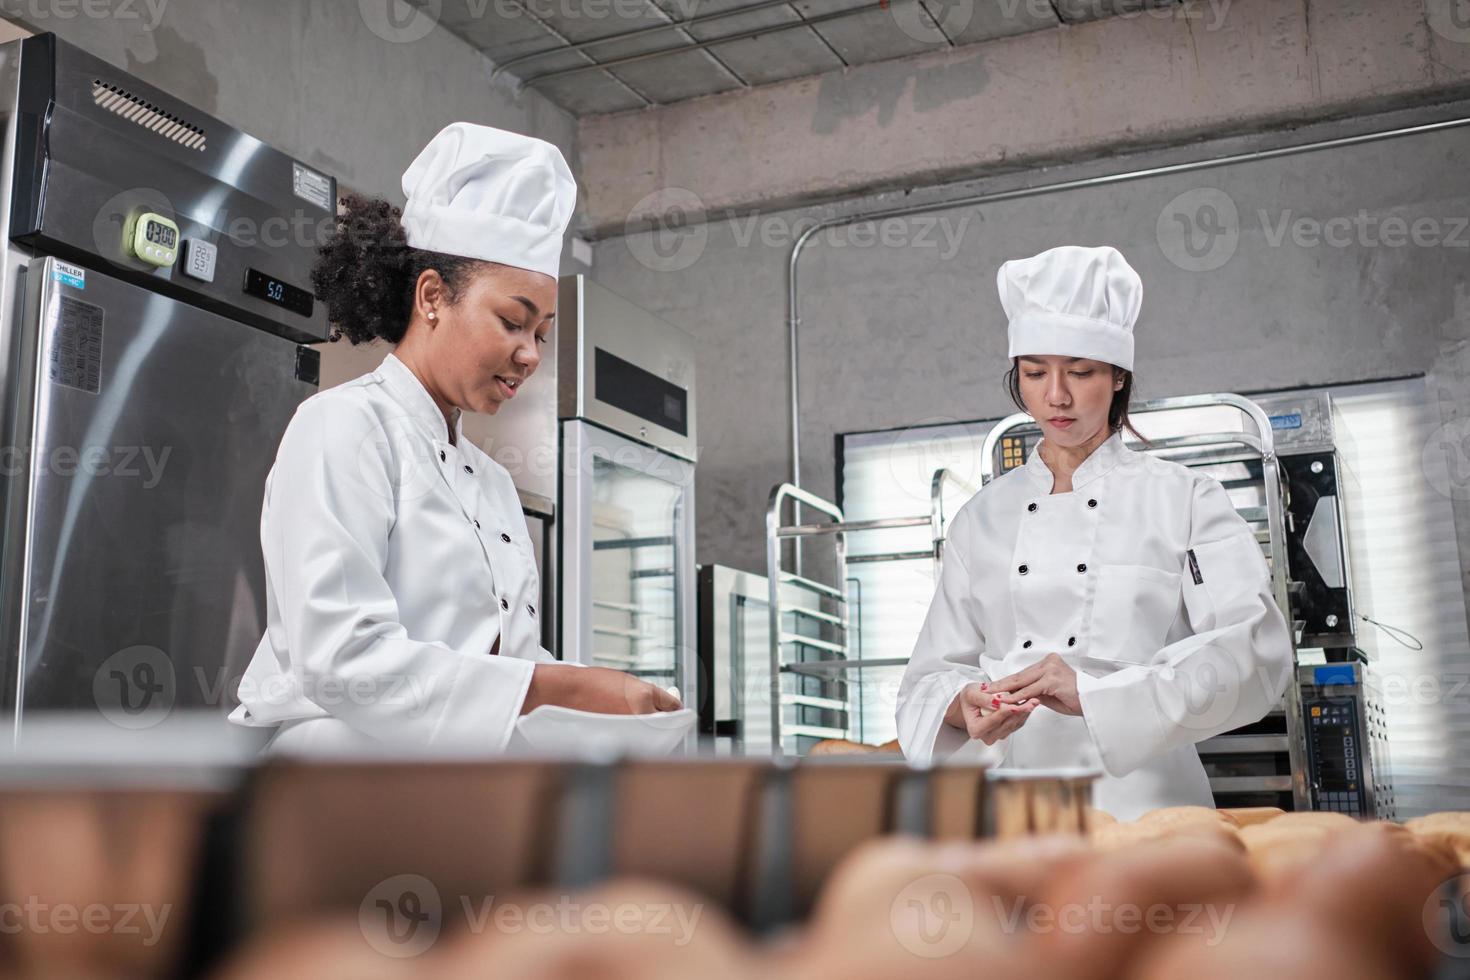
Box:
left=1074, top=477, right=1294, bottom=777
left=897, top=506, right=1005, bottom=766
left=260, top=397, right=537, bottom=750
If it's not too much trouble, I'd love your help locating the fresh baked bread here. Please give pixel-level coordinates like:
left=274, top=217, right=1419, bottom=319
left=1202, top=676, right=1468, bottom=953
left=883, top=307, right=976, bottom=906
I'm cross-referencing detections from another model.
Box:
left=806, top=739, right=879, bottom=756
left=1218, top=806, right=1285, bottom=828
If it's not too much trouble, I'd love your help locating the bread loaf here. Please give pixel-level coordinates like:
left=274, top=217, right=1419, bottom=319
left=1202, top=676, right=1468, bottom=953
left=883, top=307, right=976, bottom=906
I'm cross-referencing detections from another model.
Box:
left=1031, top=835, right=1256, bottom=980
left=433, top=880, right=750, bottom=980
left=208, top=918, right=414, bottom=980
left=1404, top=812, right=1470, bottom=868
left=1091, top=817, right=1242, bottom=853
left=1218, top=806, right=1285, bottom=828
left=806, top=739, right=878, bottom=756
left=1276, top=822, right=1459, bottom=978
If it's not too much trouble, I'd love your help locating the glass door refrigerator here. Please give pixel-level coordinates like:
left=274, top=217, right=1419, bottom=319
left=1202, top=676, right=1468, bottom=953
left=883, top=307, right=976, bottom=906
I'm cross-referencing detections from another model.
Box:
left=556, top=277, right=697, bottom=712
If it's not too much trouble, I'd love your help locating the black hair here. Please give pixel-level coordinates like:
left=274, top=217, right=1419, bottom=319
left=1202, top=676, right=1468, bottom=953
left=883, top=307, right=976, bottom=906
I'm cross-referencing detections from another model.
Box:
left=311, top=192, right=486, bottom=345
left=1004, top=359, right=1146, bottom=442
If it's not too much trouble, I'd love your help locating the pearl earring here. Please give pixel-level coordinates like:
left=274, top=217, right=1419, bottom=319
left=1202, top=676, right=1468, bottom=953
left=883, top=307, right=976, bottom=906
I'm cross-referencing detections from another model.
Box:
left=427, top=311, right=437, bottom=321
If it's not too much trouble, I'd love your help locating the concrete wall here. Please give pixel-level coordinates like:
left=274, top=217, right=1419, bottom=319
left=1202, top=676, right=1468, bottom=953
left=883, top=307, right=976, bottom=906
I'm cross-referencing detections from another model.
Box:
left=579, top=0, right=1470, bottom=236
left=591, top=104, right=1470, bottom=577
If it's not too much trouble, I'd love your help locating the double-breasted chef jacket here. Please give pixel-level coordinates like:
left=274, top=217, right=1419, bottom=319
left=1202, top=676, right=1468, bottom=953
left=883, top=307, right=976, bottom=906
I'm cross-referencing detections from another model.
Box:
left=897, top=432, right=1293, bottom=820
left=229, top=353, right=556, bottom=754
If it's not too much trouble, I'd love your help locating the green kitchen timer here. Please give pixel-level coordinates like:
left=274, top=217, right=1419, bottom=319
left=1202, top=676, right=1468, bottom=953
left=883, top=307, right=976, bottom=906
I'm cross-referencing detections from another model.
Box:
left=125, top=211, right=179, bottom=268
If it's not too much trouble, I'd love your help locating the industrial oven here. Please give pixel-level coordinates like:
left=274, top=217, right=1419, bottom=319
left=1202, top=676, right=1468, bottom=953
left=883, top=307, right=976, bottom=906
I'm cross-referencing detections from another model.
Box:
left=1255, top=391, right=1393, bottom=817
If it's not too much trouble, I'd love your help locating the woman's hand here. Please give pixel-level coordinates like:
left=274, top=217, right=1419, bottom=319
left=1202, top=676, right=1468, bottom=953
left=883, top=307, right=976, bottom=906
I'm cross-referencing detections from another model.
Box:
left=943, top=681, right=1039, bottom=745
left=989, top=653, right=1083, bottom=716
left=522, top=664, right=683, bottom=716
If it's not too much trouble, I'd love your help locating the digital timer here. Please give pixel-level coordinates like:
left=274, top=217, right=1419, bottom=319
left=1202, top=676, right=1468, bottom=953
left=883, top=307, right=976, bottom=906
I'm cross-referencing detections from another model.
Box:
left=124, top=211, right=179, bottom=268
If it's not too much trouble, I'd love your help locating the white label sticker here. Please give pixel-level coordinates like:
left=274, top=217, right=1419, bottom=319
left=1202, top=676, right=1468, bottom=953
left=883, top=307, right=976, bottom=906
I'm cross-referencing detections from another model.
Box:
left=53, top=261, right=86, bottom=289
left=292, top=162, right=333, bottom=211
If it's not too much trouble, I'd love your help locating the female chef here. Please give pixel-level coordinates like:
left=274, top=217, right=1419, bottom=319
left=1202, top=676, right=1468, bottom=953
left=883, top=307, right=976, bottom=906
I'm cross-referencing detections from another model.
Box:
left=229, top=123, right=680, bottom=754
left=896, top=245, right=1293, bottom=819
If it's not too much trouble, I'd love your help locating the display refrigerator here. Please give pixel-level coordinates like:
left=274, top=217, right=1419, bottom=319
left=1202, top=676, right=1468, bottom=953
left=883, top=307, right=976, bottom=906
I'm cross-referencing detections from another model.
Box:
left=556, top=276, right=698, bottom=711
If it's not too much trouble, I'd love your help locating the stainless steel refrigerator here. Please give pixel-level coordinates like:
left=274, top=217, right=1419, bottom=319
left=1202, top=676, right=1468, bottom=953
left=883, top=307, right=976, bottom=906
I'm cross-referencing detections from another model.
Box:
left=556, top=276, right=698, bottom=709
left=0, top=36, right=331, bottom=734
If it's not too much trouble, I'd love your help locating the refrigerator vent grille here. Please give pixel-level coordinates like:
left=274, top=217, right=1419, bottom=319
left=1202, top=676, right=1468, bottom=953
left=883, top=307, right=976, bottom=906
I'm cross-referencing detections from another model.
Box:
left=91, top=80, right=207, bottom=151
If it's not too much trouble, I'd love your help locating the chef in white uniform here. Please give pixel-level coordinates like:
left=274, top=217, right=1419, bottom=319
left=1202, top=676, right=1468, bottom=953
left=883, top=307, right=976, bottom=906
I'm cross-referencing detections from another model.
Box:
left=229, top=123, right=680, bottom=755
left=896, top=245, right=1292, bottom=819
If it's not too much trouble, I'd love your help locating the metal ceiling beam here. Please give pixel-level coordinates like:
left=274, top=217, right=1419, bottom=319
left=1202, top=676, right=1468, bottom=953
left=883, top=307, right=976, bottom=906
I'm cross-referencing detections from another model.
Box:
left=515, top=0, right=922, bottom=92
left=490, top=0, right=805, bottom=80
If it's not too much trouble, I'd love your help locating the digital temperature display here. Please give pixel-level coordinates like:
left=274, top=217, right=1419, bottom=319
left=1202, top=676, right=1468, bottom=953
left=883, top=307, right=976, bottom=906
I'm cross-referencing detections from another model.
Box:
left=243, top=268, right=313, bottom=318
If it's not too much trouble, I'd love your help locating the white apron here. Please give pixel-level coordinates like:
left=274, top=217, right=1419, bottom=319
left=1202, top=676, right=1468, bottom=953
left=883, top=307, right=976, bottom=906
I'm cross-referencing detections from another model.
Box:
left=896, top=433, right=1293, bottom=820
left=229, top=353, right=556, bottom=754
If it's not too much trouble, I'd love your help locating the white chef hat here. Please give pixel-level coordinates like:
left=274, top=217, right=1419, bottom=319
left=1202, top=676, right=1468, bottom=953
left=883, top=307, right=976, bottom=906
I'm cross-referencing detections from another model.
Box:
left=400, top=122, right=577, bottom=279
left=997, top=245, right=1143, bottom=371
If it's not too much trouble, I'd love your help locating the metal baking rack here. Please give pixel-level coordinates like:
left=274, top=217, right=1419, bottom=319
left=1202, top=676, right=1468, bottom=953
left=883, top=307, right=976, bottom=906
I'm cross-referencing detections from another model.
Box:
left=763, top=469, right=978, bottom=754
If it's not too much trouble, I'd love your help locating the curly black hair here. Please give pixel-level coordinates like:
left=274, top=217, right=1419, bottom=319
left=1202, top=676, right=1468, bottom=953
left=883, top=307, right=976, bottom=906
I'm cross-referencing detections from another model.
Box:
left=311, top=192, right=484, bottom=345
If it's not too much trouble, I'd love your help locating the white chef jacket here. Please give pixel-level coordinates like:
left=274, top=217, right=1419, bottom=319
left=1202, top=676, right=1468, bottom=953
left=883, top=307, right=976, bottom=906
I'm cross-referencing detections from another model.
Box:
left=228, top=353, right=556, bottom=754
left=896, top=432, right=1293, bottom=819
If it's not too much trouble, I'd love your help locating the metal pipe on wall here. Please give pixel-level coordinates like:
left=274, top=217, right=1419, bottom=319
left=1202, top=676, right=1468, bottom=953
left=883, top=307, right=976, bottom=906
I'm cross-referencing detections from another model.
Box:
left=782, top=114, right=1470, bottom=498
